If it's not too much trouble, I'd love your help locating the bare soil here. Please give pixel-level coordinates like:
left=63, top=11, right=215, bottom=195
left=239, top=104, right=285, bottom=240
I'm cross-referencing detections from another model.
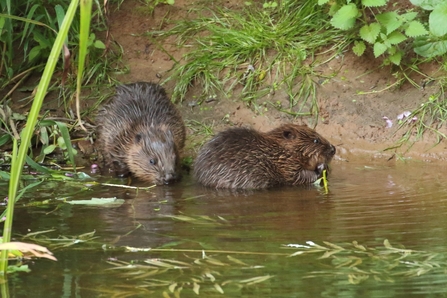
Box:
left=107, top=0, right=447, bottom=163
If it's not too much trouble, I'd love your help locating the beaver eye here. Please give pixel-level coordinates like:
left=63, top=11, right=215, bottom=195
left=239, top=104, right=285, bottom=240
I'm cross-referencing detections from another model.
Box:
left=314, top=138, right=320, bottom=144
left=149, top=158, right=157, bottom=166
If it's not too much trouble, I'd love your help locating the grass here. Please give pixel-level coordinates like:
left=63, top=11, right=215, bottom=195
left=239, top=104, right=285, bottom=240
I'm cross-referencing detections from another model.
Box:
left=392, top=81, right=447, bottom=151
left=0, top=0, right=126, bottom=154
left=150, top=0, right=447, bottom=150
left=155, top=1, right=352, bottom=117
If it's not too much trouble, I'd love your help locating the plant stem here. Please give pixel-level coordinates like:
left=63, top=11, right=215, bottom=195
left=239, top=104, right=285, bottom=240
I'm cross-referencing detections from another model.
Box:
left=0, top=0, right=80, bottom=275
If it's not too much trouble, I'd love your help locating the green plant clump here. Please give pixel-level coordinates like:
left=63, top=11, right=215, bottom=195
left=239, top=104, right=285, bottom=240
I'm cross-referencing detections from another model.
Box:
left=158, top=0, right=351, bottom=115
left=320, top=0, right=447, bottom=65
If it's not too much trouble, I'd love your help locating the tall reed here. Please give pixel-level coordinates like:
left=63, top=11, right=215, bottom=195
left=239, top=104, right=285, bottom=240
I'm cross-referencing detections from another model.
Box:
left=0, top=0, right=92, bottom=274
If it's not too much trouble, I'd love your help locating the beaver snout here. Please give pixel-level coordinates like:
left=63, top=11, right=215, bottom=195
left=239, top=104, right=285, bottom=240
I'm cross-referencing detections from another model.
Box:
left=329, top=145, right=336, bottom=156
left=162, top=172, right=178, bottom=185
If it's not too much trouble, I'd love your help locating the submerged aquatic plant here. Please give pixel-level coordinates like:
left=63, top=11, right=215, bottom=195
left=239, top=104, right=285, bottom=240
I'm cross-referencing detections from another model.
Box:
left=284, top=239, right=447, bottom=284
left=104, top=252, right=274, bottom=296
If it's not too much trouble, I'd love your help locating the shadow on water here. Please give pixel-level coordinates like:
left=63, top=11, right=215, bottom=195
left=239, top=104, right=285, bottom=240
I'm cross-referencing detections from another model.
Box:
left=2, top=159, right=447, bottom=297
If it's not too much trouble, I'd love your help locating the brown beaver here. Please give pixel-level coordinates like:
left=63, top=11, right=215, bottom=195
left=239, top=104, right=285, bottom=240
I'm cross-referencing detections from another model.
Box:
left=96, top=82, right=186, bottom=185
left=193, top=124, right=335, bottom=189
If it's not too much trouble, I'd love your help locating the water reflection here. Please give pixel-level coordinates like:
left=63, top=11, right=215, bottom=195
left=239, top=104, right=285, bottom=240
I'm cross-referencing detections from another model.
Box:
left=3, top=159, right=447, bottom=297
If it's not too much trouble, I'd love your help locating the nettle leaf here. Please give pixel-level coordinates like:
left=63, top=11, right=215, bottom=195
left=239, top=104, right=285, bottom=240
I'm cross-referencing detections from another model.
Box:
left=330, top=3, right=359, bottom=30
left=362, top=0, right=387, bottom=7
left=387, top=45, right=397, bottom=55
left=376, top=12, right=402, bottom=34
left=387, top=31, right=407, bottom=44
left=405, top=21, right=429, bottom=37
left=410, top=0, right=439, bottom=10
left=352, top=41, right=366, bottom=56
left=401, top=12, right=418, bottom=22
left=360, top=23, right=381, bottom=43
left=373, top=42, right=388, bottom=57
left=429, top=3, right=447, bottom=36
left=414, top=35, right=447, bottom=57
left=389, top=51, right=402, bottom=65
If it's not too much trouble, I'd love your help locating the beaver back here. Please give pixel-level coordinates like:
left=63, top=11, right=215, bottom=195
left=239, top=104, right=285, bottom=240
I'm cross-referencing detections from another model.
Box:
left=193, top=124, right=335, bottom=189
left=96, top=82, right=186, bottom=185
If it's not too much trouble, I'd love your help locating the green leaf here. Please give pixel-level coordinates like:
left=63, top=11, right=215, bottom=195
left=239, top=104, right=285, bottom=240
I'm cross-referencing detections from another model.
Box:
left=409, top=0, right=439, bottom=10
left=39, top=127, right=49, bottom=146
left=362, top=0, right=387, bottom=7
left=429, top=3, right=447, bottom=36
left=405, top=21, right=429, bottom=37
left=376, top=12, right=402, bottom=34
left=28, top=46, right=41, bottom=62
left=401, top=12, right=418, bottom=22
left=414, top=35, right=447, bottom=57
left=94, top=40, right=105, bottom=49
left=318, top=0, right=330, bottom=4
left=0, top=134, right=11, bottom=147
left=389, top=51, right=402, bottom=65
left=359, top=23, right=381, bottom=43
left=352, top=41, right=366, bottom=56
left=373, top=42, right=387, bottom=57
left=57, top=136, right=66, bottom=149
left=330, top=3, right=359, bottom=30
left=25, top=155, right=50, bottom=174
left=387, top=31, right=407, bottom=44
left=43, top=144, right=57, bottom=155
left=55, top=121, right=76, bottom=170
left=65, top=197, right=125, bottom=206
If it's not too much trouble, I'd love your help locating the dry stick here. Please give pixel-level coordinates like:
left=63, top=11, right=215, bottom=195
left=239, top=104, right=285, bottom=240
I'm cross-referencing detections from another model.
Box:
left=124, top=247, right=291, bottom=256
left=101, top=183, right=157, bottom=190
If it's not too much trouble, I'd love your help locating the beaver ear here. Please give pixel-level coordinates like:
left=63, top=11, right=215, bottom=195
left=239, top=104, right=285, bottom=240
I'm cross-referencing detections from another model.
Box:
left=282, top=130, right=296, bottom=140
left=135, top=133, right=142, bottom=143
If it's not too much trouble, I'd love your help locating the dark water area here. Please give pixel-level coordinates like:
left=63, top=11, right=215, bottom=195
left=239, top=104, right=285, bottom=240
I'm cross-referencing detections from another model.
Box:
left=2, top=159, right=447, bottom=297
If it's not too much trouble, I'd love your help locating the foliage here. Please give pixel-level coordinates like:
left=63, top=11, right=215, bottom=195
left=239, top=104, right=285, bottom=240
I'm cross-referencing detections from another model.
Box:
left=0, top=0, right=107, bottom=87
left=157, top=0, right=351, bottom=116
left=0, top=0, right=125, bottom=155
left=285, top=239, right=447, bottom=284
left=391, top=79, right=447, bottom=150
left=319, top=0, right=447, bottom=65
left=0, top=0, right=91, bottom=274
left=138, top=0, right=175, bottom=15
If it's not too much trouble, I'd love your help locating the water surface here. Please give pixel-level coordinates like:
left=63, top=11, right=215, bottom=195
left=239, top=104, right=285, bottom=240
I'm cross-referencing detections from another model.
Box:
left=3, top=159, right=447, bottom=297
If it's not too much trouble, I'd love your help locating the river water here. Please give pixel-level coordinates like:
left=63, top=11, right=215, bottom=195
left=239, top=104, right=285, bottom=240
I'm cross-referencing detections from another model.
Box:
left=2, top=158, right=447, bottom=297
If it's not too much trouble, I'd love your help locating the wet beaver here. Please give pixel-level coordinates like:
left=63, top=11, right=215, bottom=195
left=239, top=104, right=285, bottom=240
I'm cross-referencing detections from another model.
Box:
left=96, top=82, right=186, bottom=185
left=193, top=124, right=335, bottom=189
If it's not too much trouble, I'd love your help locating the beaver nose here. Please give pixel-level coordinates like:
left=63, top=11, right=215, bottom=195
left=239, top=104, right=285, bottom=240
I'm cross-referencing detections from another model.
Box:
left=329, top=145, right=336, bottom=156
left=163, top=172, right=177, bottom=184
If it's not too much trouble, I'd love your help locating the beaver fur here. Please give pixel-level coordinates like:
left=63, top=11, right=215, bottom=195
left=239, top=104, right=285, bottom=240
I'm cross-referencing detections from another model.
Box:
left=193, top=124, right=335, bottom=189
left=96, top=82, right=186, bottom=185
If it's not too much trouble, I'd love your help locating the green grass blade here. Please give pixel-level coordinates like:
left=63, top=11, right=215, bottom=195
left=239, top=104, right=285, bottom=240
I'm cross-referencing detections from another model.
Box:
left=75, top=0, right=92, bottom=132
left=1, top=0, right=80, bottom=274
left=55, top=121, right=76, bottom=171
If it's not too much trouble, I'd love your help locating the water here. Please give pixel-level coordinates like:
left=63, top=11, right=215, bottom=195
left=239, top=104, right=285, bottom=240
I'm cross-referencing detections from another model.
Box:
left=3, top=159, right=447, bottom=297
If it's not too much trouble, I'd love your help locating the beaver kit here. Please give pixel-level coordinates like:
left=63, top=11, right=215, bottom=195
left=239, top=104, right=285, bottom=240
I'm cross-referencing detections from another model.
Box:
left=193, top=124, right=335, bottom=189
left=96, top=82, right=186, bottom=185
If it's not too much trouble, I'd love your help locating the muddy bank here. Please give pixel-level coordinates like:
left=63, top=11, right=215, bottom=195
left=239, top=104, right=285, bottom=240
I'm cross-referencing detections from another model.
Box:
left=107, top=0, right=447, bottom=163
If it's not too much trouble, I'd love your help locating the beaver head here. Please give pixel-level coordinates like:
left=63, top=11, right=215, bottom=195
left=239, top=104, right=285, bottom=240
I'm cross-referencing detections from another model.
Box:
left=267, top=124, right=336, bottom=183
left=126, top=125, right=180, bottom=185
